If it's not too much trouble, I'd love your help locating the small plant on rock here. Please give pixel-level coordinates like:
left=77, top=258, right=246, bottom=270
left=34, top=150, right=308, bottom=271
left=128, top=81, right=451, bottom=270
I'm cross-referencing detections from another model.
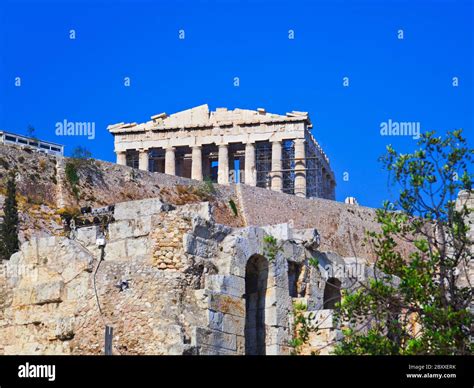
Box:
left=289, top=301, right=318, bottom=355
left=263, top=234, right=282, bottom=262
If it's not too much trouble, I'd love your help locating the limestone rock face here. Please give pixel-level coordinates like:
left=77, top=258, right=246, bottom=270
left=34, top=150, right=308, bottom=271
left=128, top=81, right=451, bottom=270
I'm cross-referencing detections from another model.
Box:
left=0, top=196, right=384, bottom=355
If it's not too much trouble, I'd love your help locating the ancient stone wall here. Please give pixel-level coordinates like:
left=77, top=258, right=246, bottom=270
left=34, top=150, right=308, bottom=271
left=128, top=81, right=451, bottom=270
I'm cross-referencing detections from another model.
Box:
left=0, top=143, right=382, bottom=261
left=237, top=184, right=388, bottom=262
left=0, top=196, right=361, bottom=355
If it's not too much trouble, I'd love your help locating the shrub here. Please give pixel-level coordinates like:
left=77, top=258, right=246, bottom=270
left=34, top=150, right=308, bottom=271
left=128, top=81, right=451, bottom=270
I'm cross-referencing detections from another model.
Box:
left=39, top=159, right=47, bottom=171
left=56, top=206, right=81, bottom=219
left=65, top=161, right=80, bottom=198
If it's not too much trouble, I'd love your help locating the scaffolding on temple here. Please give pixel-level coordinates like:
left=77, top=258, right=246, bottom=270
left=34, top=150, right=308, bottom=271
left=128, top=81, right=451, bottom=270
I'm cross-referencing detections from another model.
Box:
left=254, top=138, right=335, bottom=199
left=256, top=142, right=272, bottom=189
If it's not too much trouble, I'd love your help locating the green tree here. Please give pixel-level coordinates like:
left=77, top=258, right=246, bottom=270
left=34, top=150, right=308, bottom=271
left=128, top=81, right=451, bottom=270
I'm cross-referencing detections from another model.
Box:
left=26, top=125, right=36, bottom=139
left=70, top=146, right=92, bottom=159
left=334, top=130, right=473, bottom=355
left=0, top=173, right=20, bottom=260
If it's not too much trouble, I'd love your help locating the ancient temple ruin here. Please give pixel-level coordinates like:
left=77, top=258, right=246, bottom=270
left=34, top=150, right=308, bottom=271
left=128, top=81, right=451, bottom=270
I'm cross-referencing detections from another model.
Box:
left=108, top=105, right=336, bottom=199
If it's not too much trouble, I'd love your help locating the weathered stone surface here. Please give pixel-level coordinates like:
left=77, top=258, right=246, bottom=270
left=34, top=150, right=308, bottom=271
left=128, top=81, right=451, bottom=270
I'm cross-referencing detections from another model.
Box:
left=108, top=220, right=134, bottom=240
left=126, top=237, right=150, bottom=262
left=114, top=198, right=165, bottom=221
left=76, top=226, right=99, bottom=247
left=292, top=228, right=321, bottom=250
left=183, top=234, right=217, bottom=258
left=103, top=240, right=127, bottom=261
left=34, top=281, right=64, bottom=305
left=306, top=309, right=335, bottom=330
left=193, top=327, right=237, bottom=352
left=206, top=293, right=245, bottom=318
left=2, top=189, right=467, bottom=356
left=207, top=310, right=245, bottom=335
left=204, top=275, right=244, bottom=298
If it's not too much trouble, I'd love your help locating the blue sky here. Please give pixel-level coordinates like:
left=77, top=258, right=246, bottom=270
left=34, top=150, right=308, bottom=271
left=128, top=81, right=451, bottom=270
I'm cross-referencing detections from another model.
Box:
left=0, top=0, right=472, bottom=208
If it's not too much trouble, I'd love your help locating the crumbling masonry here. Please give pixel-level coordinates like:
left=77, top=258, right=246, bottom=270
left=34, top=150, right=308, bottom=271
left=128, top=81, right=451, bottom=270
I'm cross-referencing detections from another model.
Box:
left=0, top=198, right=362, bottom=355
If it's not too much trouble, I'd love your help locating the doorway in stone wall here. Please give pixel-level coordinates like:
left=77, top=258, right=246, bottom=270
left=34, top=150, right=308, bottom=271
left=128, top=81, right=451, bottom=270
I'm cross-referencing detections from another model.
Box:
left=323, top=277, right=342, bottom=309
left=244, top=254, right=269, bottom=355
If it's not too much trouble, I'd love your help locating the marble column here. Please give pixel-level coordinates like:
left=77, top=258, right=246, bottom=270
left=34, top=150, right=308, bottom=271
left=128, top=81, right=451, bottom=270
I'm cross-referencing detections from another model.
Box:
left=218, top=144, right=229, bottom=184
left=191, top=146, right=203, bottom=181
left=244, top=142, right=256, bottom=186
left=116, top=151, right=127, bottom=166
left=138, top=149, right=149, bottom=171
left=271, top=141, right=282, bottom=192
left=165, top=147, right=176, bottom=175
left=294, top=138, right=306, bottom=197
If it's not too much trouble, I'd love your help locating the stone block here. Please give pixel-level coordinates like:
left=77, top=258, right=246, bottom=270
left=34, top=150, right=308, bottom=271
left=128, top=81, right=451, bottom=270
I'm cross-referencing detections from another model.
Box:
left=263, top=302, right=291, bottom=327
left=198, top=345, right=237, bottom=355
left=55, top=317, right=75, bottom=341
left=264, top=286, right=289, bottom=309
left=12, top=287, right=35, bottom=307
left=192, top=202, right=212, bottom=221
left=75, top=226, right=99, bottom=247
left=265, top=344, right=279, bottom=355
left=262, top=223, right=292, bottom=241
left=108, top=220, right=134, bottom=240
left=64, top=275, right=90, bottom=301
left=34, top=281, right=64, bottom=305
left=207, top=310, right=245, bottom=335
left=183, top=234, right=216, bottom=258
left=133, top=216, right=151, bottom=237
left=207, top=293, right=245, bottom=318
left=265, top=326, right=289, bottom=347
left=204, top=275, right=244, bottom=298
left=103, top=240, right=127, bottom=261
left=126, top=237, right=150, bottom=262
left=114, top=198, right=165, bottom=221
left=292, top=228, right=320, bottom=250
left=152, top=324, right=185, bottom=355
left=236, top=335, right=245, bottom=354
left=193, top=327, right=237, bottom=351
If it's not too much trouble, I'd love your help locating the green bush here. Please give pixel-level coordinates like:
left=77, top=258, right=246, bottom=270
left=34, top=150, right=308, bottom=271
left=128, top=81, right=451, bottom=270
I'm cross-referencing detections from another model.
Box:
left=65, top=161, right=80, bottom=198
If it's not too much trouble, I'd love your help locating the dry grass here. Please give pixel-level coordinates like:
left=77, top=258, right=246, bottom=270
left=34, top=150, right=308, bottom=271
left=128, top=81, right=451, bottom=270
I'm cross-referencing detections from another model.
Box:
left=160, top=184, right=213, bottom=206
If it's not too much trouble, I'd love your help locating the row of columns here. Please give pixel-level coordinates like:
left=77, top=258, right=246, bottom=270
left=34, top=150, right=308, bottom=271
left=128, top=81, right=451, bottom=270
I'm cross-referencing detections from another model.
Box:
left=116, top=139, right=307, bottom=197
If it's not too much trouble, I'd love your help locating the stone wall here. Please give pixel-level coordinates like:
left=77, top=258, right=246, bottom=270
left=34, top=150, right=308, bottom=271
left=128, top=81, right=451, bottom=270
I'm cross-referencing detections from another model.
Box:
left=0, top=196, right=360, bottom=355
left=235, top=184, right=416, bottom=263
left=0, top=142, right=416, bottom=264
left=0, top=199, right=214, bottom=355
left=0, top=143, right=236, bottom=240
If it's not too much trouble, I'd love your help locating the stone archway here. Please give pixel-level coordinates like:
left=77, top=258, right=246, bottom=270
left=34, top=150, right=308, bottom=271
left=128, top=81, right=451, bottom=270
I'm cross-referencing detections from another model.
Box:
left=323, top=277, right=341, bottom=309
left=244, top=254, right=269, bottom=355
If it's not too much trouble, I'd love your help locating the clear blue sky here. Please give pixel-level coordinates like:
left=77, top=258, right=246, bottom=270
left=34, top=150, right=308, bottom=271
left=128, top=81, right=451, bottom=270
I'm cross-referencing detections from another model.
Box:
left=0, top=0, right=472, bottom=208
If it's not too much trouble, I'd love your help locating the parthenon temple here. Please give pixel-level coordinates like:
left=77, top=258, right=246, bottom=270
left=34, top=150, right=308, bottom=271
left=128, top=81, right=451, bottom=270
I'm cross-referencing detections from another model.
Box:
left=108, top=104, right=336, bottom=199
